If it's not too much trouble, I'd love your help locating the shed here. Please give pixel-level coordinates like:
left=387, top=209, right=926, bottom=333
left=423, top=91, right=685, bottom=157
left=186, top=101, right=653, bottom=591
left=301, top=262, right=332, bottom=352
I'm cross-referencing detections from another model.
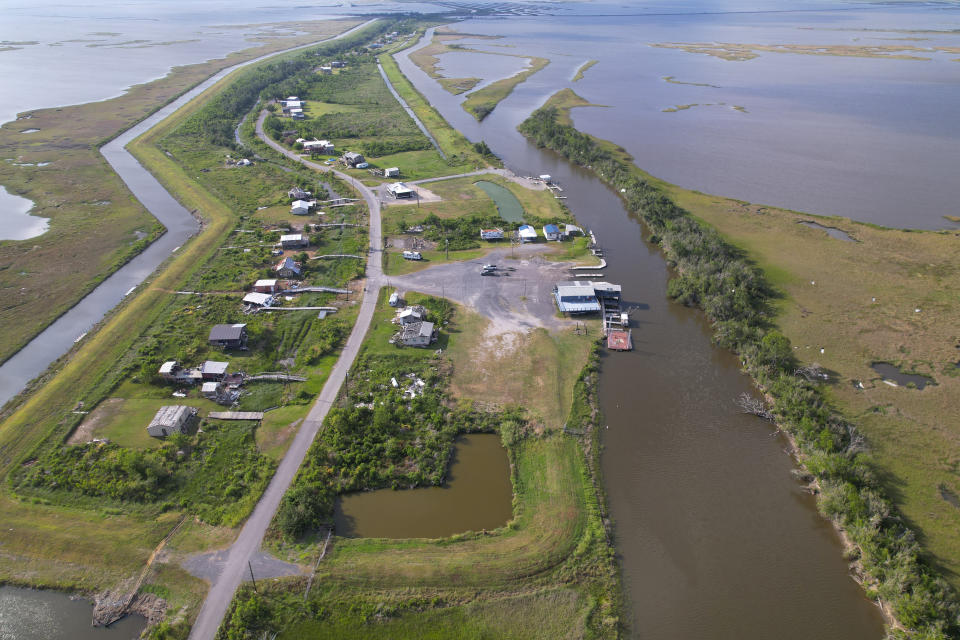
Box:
left=280, top=233, right=307, bottom=248
left=396, top=306, right=426, bottom=325
left=401, top=321, right=435, bottom=347
left=208, top=324, right=248, bottom=349
left=253, top=279, right=278, bottom=294
left=384, top=167, right=400, bottom=178
left=387, top=182, right=414, bottom=199
left=543, top=224, right=561, bottom=241
left=517, top=225, right=538, bottom=243
left=243, top=292, right=274, bottom=307
left=201, top=381, right=220, bottom=398
left=291, top=200, right=311, bottom=215
left=146, top=405, right=195, bottom=438
left=201, top=360, right=229, bottom=380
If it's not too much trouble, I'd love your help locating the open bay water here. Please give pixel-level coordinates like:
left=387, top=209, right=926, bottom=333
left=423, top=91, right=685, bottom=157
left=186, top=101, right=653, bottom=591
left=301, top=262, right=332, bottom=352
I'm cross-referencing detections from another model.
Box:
left=414, top=1, right=960, bottom=229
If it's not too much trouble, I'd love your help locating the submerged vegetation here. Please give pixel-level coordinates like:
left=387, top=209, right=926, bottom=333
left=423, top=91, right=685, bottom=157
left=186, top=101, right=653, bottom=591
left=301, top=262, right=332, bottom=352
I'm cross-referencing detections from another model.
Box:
left=519, top=103, right=960, bottom=638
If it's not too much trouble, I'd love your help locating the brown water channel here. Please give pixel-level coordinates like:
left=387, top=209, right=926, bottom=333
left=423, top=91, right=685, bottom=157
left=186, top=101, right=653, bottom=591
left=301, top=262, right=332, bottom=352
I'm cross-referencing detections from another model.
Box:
left=395, top=31, right=886, bottom=639
left=333, top=433, right=512, bottom=538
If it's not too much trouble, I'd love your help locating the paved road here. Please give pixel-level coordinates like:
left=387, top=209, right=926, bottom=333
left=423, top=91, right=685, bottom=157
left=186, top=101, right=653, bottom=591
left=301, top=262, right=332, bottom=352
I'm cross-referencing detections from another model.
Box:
left=185, top=32, right=384, bottom=640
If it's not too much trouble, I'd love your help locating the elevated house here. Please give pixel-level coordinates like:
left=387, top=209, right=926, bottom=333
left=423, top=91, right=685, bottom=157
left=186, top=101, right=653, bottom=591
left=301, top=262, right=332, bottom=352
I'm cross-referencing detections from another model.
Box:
left=280, top=233, right=307, bottom=249
left=343, top=151, right=365, bottom=167
left=274, top=256, right=302, bottom=278
left=208, top=324, right=248, bottom=350
left=543, top=224, right=561, bottom=241
left=146, top=405, right=195, bottom=438
left=480, top=228, right=504, bottom=240
left=252, top=279, right=278, bottom=294
left=201, top=361, right=229, bottom=381
left=302, top=139, right=334, bottom=154
left=400, top=321, right=436, bottom=347
left=517, top=225, right=538, bottom=243
left=157, top=360, right=201, bottom=384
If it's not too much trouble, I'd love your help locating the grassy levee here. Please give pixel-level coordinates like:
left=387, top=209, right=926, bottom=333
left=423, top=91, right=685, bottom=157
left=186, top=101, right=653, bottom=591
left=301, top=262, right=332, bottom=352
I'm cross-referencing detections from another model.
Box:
left=0, top=19, right=360, bottom=366
left=378, top=52, right=486, bottom=165
left=462, top=57, right=550, bottom=121
left=519, top=92, right=960, bottom=638
left=573, top=60, right=598, bottom=82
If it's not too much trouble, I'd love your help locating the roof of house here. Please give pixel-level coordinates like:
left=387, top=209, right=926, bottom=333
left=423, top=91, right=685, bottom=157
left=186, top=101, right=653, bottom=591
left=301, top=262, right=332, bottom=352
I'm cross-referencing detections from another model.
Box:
left=543, top=224, right=560, bottom=234
left=291, top=200, right=311, bottom=209
left=243, top=292, right=274, bottom=306
left=564, top=224, right=582, bottom=234
left=159, top=361, right=178, bottom=374
left=403, top=321, right=435, bottom=340
left=280, top=234, right=303, bottom=242
left=275, top=257, right=301, bottom=273
left=148, top=405, right=193, bottom=428
left=201, top=381, right=219, bottom=392
left=201, top=361, right=229, bottom=375
left=344, top=151, right=364, bottom=160
left=397, top=307, right=425, bottom=319
left=554, top=282, right=602, bottom=313
left=518, top=225, right=538, bottom=238
left=254, top=279, right=277, bottom=287
left=209, top=324, right=247, bottom=341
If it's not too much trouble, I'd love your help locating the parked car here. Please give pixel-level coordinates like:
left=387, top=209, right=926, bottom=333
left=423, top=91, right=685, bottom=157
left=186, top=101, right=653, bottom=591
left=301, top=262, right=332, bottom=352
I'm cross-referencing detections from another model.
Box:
left=480, top=264, right=497, bottom=275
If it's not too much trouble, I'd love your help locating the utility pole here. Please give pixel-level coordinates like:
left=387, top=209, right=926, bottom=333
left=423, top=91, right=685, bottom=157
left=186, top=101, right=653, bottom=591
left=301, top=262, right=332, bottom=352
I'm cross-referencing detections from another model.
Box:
left=248, top=560, right=258, bottom=594
left=445, top=236, right=449, bottom=260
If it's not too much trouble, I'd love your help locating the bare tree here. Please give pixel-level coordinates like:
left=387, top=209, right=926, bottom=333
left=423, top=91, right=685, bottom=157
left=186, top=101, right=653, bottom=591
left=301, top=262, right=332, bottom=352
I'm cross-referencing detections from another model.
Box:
left=735, top=392, right=773, bottom=421
left=795, top=362, right=828, bottom=382
left=843, top=423, right=868, bottom=458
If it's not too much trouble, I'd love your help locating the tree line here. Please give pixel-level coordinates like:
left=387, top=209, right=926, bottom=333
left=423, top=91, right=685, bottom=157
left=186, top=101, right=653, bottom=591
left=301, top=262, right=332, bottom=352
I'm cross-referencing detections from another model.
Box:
left=519, top=106, right=960, bottom=639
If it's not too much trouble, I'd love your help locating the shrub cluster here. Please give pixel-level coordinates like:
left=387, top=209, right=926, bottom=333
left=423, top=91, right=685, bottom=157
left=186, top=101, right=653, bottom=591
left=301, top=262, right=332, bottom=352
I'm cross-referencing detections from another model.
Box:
left=519, top=106, right=960, bottom=638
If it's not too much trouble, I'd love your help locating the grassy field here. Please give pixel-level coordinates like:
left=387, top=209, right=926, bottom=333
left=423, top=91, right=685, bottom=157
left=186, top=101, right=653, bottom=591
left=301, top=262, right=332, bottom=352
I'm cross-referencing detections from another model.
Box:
left=0, top=19, right=360, bottom=367
left=462, top=57, right=550, bottom=121
left=542, top=88, right=606, bottom=126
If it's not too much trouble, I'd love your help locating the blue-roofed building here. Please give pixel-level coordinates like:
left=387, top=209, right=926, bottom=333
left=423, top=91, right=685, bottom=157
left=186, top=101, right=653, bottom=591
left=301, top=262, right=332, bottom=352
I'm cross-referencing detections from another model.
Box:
left=543, top=223, right=561, bottom=241
left=554, top=281, right=602, bottom=315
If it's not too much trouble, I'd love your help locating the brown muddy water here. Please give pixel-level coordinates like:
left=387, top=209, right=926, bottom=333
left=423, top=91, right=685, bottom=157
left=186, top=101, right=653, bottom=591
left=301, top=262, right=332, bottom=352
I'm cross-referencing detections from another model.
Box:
left=0, top=586, right=145, bottom=639
left=333, top=433, right=512, bottom=539
left=395, top=29, right=886, bottom=638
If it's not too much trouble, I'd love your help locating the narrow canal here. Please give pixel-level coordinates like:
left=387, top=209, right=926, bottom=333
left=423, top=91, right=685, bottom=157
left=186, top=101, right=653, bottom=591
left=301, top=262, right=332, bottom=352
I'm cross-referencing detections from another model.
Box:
left=394, top=31, right=886, bottom=639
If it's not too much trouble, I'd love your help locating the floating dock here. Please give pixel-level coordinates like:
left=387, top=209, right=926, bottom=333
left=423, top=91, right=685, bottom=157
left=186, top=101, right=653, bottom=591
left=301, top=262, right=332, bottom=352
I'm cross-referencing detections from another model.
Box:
left=606, top=329, right=633, bottom=351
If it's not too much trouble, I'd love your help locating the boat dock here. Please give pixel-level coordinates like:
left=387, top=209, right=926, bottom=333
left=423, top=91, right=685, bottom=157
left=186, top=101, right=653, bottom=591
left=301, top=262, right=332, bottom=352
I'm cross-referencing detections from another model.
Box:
left=606, top=328, right=633, bottom=351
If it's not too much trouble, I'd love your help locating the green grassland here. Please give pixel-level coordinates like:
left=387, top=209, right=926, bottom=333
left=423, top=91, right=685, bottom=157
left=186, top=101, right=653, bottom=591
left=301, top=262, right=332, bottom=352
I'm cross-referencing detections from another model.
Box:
left=0, top=18, right=360, bottom=367
left=573, top=60, right=598, bottom=82
left=462, top=56, right=550, bottom=121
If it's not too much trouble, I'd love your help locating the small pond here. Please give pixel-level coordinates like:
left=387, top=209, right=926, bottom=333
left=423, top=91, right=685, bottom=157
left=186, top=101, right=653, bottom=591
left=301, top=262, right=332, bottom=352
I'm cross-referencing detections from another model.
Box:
left=0, top=185, right=48, bottom=241
left=474, top=180, right=524, bottom=223
left=871, top=362, right=935, bottom=389
left=797, top=220, right=855, bottom=242
left=0, top=586, right=146, bottom=639
left=334, top=433, right=512, bottom=539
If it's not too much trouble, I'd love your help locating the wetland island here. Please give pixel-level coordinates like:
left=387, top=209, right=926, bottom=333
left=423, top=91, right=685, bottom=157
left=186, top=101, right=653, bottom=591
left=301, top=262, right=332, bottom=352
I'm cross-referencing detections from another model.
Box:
left=1, top=2, right=958, bottom=639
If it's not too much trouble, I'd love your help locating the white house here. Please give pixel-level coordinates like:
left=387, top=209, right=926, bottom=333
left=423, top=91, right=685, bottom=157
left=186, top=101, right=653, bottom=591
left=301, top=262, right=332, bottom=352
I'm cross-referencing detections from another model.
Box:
left=243, top=292, right=274, bottom=307
left=291, top=200, right=312, bottom=215
left=480, top=228, right=504, bottom=240
left=543, top=224, right=561, bottom=241
left=201, top=382, right=220, bottom=398
left=146, top=405, right=195, bottom=438
left=518, top=225, right=538, bottom=243
left=396, top=306, right=426, bottom=325
left=388, top=182, right=414, bottom=199
left=253, top=279, right=278, bottom=294
left=302, top=139, right=334, bottom=154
